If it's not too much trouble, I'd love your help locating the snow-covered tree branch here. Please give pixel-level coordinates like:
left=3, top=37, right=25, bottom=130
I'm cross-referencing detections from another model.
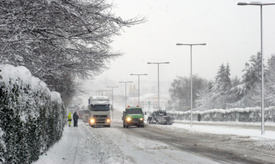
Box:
left=0, top=0, right=144, bottom=106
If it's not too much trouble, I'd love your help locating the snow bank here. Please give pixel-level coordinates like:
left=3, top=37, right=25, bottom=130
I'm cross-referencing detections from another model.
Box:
left=51, top=91, right=63, bottom=104
left=168, top=107, right=275, bottom=122
left=0, top=64, right=66, bottom=164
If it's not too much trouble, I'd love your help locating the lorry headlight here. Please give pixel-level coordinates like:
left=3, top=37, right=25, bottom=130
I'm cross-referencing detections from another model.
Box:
left=140, top=118, right=143, bottom=121
left=126, top=117, right=132, bottom=122
left=106, top=118, right=111, bottom=123
left=90, top=118, right=95, bottom=124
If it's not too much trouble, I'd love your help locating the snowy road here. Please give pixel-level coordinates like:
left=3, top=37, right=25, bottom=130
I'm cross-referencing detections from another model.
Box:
left=35, top=120, right=220, bottom=164
left=110, top=121, right=274, bottom=164
left=35, top=118, right=275, bottom=164
left=104, top=121, right=220, bottom=164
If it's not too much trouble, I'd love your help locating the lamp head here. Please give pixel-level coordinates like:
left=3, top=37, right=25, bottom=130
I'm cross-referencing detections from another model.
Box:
left=238, top=2, right=248, bottom=5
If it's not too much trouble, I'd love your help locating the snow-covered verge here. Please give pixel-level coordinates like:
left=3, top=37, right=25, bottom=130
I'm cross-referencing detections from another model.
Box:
left=0, top=64, right=66, bottom=163
left=168, top=107, right=275, bottom=122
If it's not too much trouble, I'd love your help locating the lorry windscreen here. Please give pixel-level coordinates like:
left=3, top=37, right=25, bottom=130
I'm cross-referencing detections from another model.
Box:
left=90, top=104, right=110, bottom=111
left=126, top=108, right=142, bottom=114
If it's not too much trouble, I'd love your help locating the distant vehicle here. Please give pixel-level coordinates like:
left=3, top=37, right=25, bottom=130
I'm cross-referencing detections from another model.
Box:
left=88, top=96, right=111, bottom=127
left=80, top=110, right=90, bottom=123
left=122, top=106, right=145, bottom=128
left=147, top=110, right=174, bottom=125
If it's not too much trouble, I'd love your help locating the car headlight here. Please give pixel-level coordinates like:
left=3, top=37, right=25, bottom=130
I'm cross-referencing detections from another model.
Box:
left=90, top=118, right=95, bottom=124
left=126, top=117, right=132, bottom=122
left=106, top=118, right=111, bottom=123
left=140, top=118, right=143, bottom=121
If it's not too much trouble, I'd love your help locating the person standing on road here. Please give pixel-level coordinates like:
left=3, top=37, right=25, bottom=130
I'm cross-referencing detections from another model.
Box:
left=73, top=112, right=79, bottom=127
left=68, top=112, right=72, bottom=127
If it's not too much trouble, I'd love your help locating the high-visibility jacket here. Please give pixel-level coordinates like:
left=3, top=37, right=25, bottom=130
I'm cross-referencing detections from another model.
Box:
left=68, top=112, right=72, bottom=120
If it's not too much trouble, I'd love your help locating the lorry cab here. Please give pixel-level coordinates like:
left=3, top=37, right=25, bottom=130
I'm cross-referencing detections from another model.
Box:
left=88, top=96, right=111, bottom=127
left=122, top=106, right=144, bottom=128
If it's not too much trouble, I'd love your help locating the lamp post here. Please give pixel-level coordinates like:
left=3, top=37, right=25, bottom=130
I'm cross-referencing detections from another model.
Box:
left=107, top=86, right=119, bottom=119
left=238, top=2, right=275, bottom=135
left=176, top=43, right=206, bottom=127
left=119, top=81, right=133, bottom=108
left=130, top=74, right=148, bottom=106
left=147, top=62, right=169, bottom=109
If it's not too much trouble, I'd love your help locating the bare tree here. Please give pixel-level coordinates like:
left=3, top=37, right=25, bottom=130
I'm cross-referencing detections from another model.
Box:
left=0, top=0, right=144, bottom=105
left=168, top=75, right=208, bottom=111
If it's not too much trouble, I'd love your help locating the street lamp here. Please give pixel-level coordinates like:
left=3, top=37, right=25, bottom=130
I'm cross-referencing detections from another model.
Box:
left=238, top=2, right=275, bottom=135
left=119, top=81, right=133, bottom=108
left=130, top=74, right=148, bottom=106
left=107, top=86, right=119, bottom=119
left=147, top=62, right=169, bottom=109
left=176, top=43, right=206, bottom=127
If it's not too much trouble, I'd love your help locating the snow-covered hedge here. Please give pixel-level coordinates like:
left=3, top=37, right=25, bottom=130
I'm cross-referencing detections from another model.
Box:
left=0, top=65, right=66, bottom=163
left=168, top=107, right=275, bottom=122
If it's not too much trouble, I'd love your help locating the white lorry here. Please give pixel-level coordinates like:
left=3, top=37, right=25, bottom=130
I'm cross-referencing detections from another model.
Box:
left=88, top=96, right=111, bottom=127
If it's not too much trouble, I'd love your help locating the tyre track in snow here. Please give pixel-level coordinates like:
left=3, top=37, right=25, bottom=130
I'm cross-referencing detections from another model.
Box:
left=111, top=121, right=220, bottom=164
left=112, top=121, right=274, bottom=164
left=80, top=122, right=132, bottom=164
left=81, top=120, right=215, bottom=164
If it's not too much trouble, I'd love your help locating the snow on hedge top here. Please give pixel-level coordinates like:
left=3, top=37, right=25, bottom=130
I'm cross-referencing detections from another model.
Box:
left=0, top=64, right=50, bottom=94
left=51, top=91, right=62, bottom=104
left=167, top=106, right=272, bottom=115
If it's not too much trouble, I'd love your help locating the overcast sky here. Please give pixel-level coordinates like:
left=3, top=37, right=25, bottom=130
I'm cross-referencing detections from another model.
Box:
left=82, top=0, right=275, bottom=99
